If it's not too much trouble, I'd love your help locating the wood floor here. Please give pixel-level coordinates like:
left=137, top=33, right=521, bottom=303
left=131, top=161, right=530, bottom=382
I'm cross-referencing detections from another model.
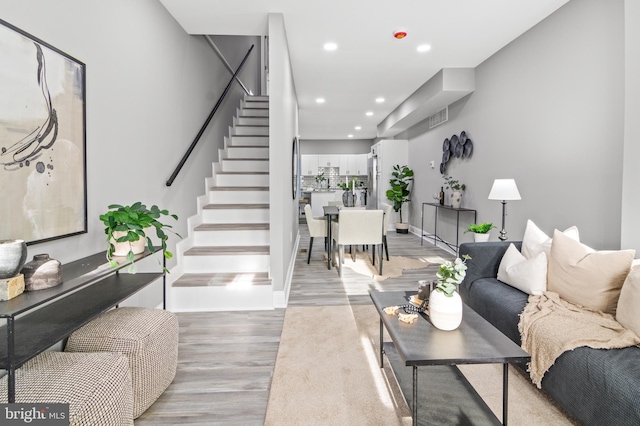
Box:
left=136, top=225, right=452, bottom=425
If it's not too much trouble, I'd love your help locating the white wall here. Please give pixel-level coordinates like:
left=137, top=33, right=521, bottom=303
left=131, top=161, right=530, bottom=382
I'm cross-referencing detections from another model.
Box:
left=300, top=139, right=373, bottom=154
left=268, top=14, right=299, bottom=304
left=399, top=0, right=625, bottom=250
left=621, top=0, right=640, bottom=252
left=0, top=0, right=260, bottom=305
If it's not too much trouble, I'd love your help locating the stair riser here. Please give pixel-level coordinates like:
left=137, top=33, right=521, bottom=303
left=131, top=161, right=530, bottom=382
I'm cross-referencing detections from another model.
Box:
left=215, top=174, right=269, bottom=187
left=202, top=209, right=269, bottom=223
left=233, top=126, right=269, bottom=136
left=183, top=254, right=269, bottom=273
left=226, top=147, right=269, bottom=159
left=238, top=108, right=269, bottom=118
left=230, top=136, right=269, bottom=146
left=170, top=285, right=274, bottom=312
left=193, top=230, right=270, bottom=246
left=236, top=117, right=269, bottom=126
left=209, top=191, right=269, bottom=204
left=241, top=100, right=269, bottom=110
left=222, top=160, right=269, bottom=172
left=245, top=95, right=269, bottom=102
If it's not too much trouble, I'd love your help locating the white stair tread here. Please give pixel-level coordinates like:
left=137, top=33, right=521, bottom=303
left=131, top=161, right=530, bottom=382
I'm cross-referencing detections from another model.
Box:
left=184, top=246, right=270, bottom=255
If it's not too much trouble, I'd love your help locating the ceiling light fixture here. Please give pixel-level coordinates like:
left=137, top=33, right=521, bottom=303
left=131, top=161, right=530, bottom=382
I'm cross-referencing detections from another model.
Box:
left=347, top=134, right=354, bottom=138
left=316, top=98, right=325, bottom=104
left=417, top=44, right=432, bottom=52
left=355, top=126, right=361, bottom=130
left=375, top=97, right=385, bottom=103
left=323, top=42, right=338, bottom=51
left=366, top=111, right=374, bottom=116
left=393, top=30, right=407, bottom=39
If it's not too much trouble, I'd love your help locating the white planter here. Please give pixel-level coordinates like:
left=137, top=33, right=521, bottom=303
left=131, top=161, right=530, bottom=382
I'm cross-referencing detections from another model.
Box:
left=395, top=222, right=409, bottom=234
left=473, top=232, right=490, bottom=242
left=111, top=231, right=147, bottom=256
left=428, top=289, right=463, bottom=331
left=450, top=191, right=462, bottom=208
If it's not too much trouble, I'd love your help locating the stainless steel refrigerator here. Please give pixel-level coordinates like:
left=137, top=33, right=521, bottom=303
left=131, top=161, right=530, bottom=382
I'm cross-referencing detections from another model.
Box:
left=367, top=152, right=380, bottom=210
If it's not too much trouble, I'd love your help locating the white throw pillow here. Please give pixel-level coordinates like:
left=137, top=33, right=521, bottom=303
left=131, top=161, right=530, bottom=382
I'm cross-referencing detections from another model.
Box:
left=617, top=265, right=640, bottom=336
left=521, top=219, right=580, bottom=259
left=497, top=243, right=548, bottom=295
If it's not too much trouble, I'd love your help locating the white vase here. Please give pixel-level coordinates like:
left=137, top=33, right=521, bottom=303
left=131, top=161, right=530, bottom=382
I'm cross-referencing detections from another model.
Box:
left=428, top=288, right=463, bottom=331
left=111, top=231, right=147, bottom=256
left=473, top=232, right=490, bottom=242
left=451, top=191, right=462, bottom=208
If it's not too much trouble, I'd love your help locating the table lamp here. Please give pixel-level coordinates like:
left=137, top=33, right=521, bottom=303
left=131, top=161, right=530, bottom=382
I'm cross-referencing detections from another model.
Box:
left=488, top=179, right=521, bottom=241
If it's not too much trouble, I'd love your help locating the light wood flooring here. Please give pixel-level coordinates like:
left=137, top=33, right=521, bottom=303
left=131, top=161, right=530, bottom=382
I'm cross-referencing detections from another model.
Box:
left=136, top=225, right=451, bottom=425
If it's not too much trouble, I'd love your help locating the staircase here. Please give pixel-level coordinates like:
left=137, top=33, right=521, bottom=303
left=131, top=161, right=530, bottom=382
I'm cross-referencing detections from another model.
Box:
left=168, top=95, right=274, bottom=311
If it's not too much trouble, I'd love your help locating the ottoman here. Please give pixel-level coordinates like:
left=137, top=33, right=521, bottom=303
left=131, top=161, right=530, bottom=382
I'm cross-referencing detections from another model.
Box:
left=65, top=307, right=179, bottom=418
left=0, top=351, right=133, bottom=426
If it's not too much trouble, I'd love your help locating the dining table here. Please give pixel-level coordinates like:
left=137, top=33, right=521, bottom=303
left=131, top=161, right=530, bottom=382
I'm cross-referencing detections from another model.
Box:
left=322, top=205, right=340, bottom=269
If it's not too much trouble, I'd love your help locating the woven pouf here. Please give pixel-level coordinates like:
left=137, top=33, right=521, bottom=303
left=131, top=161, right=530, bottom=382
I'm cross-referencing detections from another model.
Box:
left=65, top=307, right=178, bottom=418
left=0, top=351, right=134, bottom=426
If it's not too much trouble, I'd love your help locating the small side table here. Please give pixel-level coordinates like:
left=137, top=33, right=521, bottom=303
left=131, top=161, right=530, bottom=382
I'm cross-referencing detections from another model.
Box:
left=421, top=202, right=477, bottom=255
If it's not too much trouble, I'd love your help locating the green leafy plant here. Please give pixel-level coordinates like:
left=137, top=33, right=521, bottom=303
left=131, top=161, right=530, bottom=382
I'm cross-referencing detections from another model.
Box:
left=435, top=255, right=471, bottom=296
left=465, top=222, right=496, bottom=234
left=337, top=177, right=362, bottom=191
left=315, top=171, right=326, bottom=183
left=385, top=164, right=414, bottom=223
left=99, top=202, right=181, bottom=272
left=444, top=175, right=466, bottom=191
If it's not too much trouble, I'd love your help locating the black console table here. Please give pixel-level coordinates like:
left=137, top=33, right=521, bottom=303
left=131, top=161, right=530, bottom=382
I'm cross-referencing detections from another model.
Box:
left=421, top=202, right=477, bottom=254
left=0, top=249, right=164, bottom=402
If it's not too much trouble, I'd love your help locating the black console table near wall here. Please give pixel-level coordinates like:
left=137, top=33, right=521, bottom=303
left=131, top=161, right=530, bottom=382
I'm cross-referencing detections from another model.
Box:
left=0, top=250, right=164, bottom=402
left=421, top=202, right=477, bottom=255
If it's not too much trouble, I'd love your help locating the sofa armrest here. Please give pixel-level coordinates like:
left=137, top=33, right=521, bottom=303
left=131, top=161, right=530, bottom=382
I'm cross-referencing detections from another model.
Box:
left=459, top=241, right=522, bottom=286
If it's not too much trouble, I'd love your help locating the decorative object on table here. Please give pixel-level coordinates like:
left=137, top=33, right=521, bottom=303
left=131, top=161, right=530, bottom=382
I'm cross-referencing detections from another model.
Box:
left=99, top=202, right=181, bottom=272
left=0, top=274, right=25, bottom=300
left=21, top=254, right=62, bottom=291
left=465, top=222, right=496, bottom=242
left=0, top=239, right=27, bottom=279
left=417, top=280, right=433, bottom=300
left=338, top=178, right=361, bottom=207
left=488, top=179, right=522, bottom=241
left=440, top=131, right=473, bottom=175
left=428, top=255, right=470, bottom=331
left=443, top=175, right=466, bottom=208
left=385, top=164, right=414, bottom=233
left=314, top=170, right=326, bottom=189
left=0, top=19, right=87, bottom=245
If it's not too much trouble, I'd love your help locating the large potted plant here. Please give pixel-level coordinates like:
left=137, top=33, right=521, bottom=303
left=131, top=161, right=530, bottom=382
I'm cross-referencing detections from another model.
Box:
left=99, top=202, right=180, bottom=272
left=385, top=164, right=414, bottom=234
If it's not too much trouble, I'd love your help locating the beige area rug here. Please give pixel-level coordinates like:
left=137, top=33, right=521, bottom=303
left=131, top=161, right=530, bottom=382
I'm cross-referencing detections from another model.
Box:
left=265, top=304, right=577, bottom=426
left=325, top=252, right=429, bottom=280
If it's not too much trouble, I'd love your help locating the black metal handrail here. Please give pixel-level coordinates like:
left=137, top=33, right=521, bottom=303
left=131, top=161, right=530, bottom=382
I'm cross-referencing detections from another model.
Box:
left=166, top=44, right=255, bottom=187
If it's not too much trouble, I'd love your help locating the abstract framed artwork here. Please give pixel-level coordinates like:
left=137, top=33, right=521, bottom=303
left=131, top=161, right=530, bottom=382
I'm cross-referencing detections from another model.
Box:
left=0, top=18, right=87, bottom=244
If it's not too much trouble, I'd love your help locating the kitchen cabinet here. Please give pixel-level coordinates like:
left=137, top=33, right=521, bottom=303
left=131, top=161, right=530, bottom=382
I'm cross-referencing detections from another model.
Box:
left=317, top=155, right=340, bottom=168
left=301, top=155, right=319, bottom=175
left=339, top=154, right=368, bottom=175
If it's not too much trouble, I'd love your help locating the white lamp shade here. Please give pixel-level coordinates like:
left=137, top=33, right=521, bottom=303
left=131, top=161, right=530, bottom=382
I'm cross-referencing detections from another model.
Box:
left=488, top=179, right=521, bottom=201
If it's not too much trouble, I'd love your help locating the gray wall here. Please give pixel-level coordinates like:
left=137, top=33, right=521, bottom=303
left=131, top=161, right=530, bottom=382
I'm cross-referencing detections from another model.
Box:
left=0, top=0, right=261, bottom=306
left=300, top=139, right=373, bottom=154
left=400, top=0, right=626, bottom=250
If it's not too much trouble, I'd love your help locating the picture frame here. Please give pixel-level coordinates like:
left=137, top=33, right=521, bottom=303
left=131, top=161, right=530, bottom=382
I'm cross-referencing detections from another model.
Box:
left=0, top=18, right=87, bottom=245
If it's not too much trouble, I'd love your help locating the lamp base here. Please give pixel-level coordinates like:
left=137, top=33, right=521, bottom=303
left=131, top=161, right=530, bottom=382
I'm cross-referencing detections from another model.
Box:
left=498, top=230, right=507, bottom=241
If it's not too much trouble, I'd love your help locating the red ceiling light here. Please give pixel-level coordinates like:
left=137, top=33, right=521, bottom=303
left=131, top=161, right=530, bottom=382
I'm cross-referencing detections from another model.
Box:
left=393, top=30, right=407, bottom=39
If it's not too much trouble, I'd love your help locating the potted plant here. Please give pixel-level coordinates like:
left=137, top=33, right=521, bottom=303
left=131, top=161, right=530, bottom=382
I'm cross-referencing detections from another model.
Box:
left=428, top=255, right=471, bottom=330
left=315, top=171, right=326, bottom=189
left=443, top=175, right=466, bottom=208
left=99, top=202, right=180, bottom=272
left=465, top=222, right=496, bottom=242
left=385, top=164, right=414, bottom=234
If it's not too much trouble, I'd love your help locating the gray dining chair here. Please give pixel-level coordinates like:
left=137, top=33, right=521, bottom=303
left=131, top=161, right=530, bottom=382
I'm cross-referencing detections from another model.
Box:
left=304, top=204, right=327, bottom=264
left=331, top=209, right=384, bottom=277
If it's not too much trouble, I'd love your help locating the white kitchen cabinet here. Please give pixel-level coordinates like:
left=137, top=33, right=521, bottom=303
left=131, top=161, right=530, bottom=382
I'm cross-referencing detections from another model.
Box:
left=301, top=155, right=319, bottom=175
left=339, top=155, right=350, bottom=173
left=338, top=154, right=368, bottom=175
left=317, top=154, right=340, bottom=168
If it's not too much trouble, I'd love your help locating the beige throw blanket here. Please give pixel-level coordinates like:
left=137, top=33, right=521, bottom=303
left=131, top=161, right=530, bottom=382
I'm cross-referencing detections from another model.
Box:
left=518, top=291, right=640, bottom=388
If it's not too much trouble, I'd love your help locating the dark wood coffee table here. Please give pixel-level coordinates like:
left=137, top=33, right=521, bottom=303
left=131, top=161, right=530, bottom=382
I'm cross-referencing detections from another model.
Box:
left=370, top=290, right=530, bottom=426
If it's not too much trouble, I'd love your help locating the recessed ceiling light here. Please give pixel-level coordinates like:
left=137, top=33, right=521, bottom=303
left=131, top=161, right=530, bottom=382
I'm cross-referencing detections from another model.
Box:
left=347, top=134, right=354, bottom=138
left=355, top=126, right=362, bottom=130
left=417, top=44, right=432, bottom=53
left=323, top=42, right=338, bottom=51
left=375, top=97, right=385, bottom=103
left=316, top=98, right=325, bottom=104
left=366, top=111, right=374, bottom=116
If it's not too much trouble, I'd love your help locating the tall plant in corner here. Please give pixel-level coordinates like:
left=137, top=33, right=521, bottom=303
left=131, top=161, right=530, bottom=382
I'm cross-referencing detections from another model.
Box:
left=385, top=165, right=414, bottom=231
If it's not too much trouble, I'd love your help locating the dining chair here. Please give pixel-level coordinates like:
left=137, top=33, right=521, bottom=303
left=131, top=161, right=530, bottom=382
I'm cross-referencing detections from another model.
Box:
left=331, top=209, right=384, bottom=277
left=304, top=204, right=327, bottom=264
left=380, top=203, right=393, bottom=261
left=327, top=200, right=343, bottom=207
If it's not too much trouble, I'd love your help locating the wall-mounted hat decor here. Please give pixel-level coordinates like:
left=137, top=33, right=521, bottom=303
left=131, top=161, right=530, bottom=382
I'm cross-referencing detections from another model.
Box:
left=439, top=131, right=473, bottom=175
